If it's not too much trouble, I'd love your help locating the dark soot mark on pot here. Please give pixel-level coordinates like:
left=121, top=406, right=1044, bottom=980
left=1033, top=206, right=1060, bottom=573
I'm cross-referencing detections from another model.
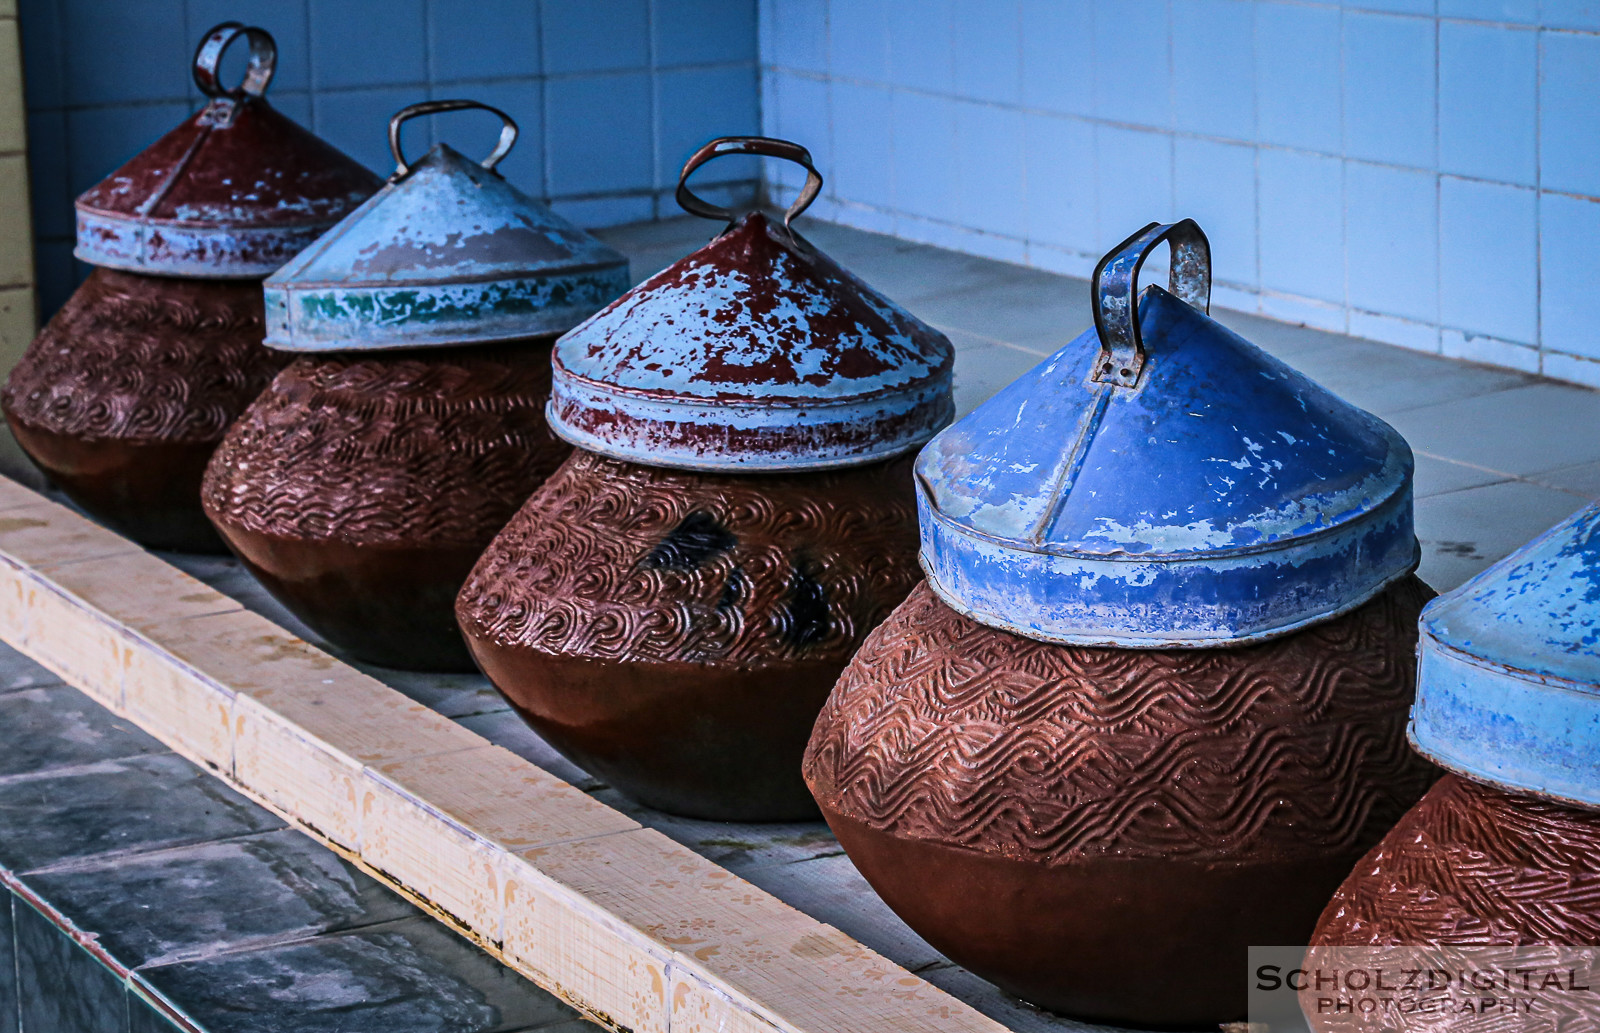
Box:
left=644, top=511, right=737, bottom=570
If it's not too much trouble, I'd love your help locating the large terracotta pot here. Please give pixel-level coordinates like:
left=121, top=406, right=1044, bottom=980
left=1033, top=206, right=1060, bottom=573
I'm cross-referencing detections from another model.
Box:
left=804, top=575, right=1438, bottom=1027
left=4, top=268, right=283, bottom=552
left=456, top=448, right=922, bottom=820
left=202, top=342, right=569, bottom=671
left=1314, top=774, right=1600, bottom=948
left=1304, top=774, right=1600, bottom=1033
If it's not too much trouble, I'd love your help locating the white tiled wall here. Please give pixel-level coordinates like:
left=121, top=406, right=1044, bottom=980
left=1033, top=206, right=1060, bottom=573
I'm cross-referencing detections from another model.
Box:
left=759, top=0, right=1600, bottom=387
left=19, top=0, right=759, bottom=316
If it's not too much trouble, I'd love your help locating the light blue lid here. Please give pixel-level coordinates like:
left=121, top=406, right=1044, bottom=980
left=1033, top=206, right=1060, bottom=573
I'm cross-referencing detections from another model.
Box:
left=264, top=100, right=628, bottom=351
left=1410, top=500, right=1600, bottom=808
left=916, top=220, right=1418, bottom=648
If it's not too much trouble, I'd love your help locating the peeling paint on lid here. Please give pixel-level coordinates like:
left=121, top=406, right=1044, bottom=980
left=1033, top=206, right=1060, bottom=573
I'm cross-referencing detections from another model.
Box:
left=263, top=100, right=629, bottom=351
left=74, top=23, right=381, bottom=279
left=547, top=136, right=953, bottom=471
left=1410, top=501, right=1600, bottom=808
left=917, top=220, right=1418, bottom=648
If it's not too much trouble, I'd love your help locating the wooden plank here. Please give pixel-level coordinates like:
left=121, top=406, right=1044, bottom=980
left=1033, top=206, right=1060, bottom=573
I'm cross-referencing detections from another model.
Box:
left=0, top=477, right=1010, bottom=1033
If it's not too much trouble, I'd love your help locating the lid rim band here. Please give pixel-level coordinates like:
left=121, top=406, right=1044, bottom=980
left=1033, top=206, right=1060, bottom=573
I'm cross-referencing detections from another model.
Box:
left=1411, top=635, right=1600, bottom=810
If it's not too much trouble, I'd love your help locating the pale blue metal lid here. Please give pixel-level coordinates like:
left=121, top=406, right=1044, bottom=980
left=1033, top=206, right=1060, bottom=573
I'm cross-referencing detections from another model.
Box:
left=1410, top=501, right=1600, bottom=808
left=916, top=220, right=1419, bottom=648
left=264, top=100, right=629, bottom=351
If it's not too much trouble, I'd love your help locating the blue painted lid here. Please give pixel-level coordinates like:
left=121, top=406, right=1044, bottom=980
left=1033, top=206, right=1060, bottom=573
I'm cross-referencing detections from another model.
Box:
left=548, top=137, right=954, bottom=472
left=917, top=220, right=1418, bottom=648
left=1410, top=501, right=1600, bottom=808
left=264, top=100, right=629, bottom=351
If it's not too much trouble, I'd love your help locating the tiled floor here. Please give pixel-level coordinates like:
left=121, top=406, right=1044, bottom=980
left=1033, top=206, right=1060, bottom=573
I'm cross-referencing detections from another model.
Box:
left=596, top=215, right=1600, bottom=596
left=0, top=647, right=591, bottom=1033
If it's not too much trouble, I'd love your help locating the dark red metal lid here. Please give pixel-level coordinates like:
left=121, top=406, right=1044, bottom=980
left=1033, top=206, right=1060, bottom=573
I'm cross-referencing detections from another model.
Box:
left=548, top=136, right=955, bottom=471
left=74, top=23, right=381, bottom=278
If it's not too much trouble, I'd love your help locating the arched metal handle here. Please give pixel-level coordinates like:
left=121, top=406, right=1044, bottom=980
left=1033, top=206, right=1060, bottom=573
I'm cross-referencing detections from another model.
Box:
left=388, top=99, right=518, bottom=179
left=676, top=136, right=822, bottom=234
left=1090, top=219, right=1211, bottom=388
left=193, top=22, right=276, bottom=99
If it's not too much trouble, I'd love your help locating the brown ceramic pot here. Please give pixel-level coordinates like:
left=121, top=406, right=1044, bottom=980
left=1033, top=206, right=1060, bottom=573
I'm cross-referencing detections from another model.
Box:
left=456, top=448, right=923, bottom=821
left=2, top=268, right=285, bottom=552
left=202, top=340, right=569, bottom=672
left=1302, top=774, right=1600, bottom=1033
left=803, top=575, right=1438, bottom=1028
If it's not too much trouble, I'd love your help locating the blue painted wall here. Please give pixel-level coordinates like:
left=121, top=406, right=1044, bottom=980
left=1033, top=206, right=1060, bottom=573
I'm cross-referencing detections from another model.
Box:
left=19, top=0, right=760, bottom=315
left=760, top=0, right=1600, bottom=389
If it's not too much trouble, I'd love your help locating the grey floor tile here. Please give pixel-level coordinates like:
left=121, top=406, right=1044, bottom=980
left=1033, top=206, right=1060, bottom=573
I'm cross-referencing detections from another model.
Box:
left=1296, top=345, right=1532, bottom=417
left=0, top=894, right=15, bottom=1033
left=740, top=853, right=946, bottom=973
left=1385, top=383, right=1600, bottom=478
left=19, top=829, right=415, bottom=970
left=138, top=917, right=581, bottom=1033
left=0, top=641, right=64, bottom=694
left=13, top=896, right=129, bottom=1033
left=919, top=963, right=1116, bottom=1033
left=950, top=332, right=1048, bottom=417
left=1414, top=480, right=1590, bottom=592
left=127, top=992, right=185, bottom=1033
left=1529, top=458, right=1600, bottom=500
left=0, top=685, right=166, bottom=777
left=1211, top=306, right=1352, bottom=362
left=1411, top=454, right=1511, bottom=500
left=0, top=754, right=283, bottom=873
left=902, top=271, right=1093, bottom=356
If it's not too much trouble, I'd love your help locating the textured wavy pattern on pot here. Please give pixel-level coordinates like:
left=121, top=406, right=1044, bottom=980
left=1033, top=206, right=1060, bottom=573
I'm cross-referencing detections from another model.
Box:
left=804, top=575, right=1437, bottom=1026
left=456, top=448, right=922, bottom=820
left=203, top=343, right=570, bottom=671
left=3, top=268, right=283, bottom=551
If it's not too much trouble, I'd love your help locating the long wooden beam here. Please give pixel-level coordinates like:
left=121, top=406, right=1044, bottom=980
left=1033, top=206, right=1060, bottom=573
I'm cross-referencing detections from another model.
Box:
left=0, top=475, right=1003, bottom=1033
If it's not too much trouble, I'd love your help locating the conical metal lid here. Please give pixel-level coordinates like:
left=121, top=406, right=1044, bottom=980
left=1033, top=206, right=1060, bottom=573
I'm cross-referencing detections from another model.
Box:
left=547, top=137, right=954, bottom=471
left=1410, top=501, right=1600, bottom=808
left=264, top=100, right=630, bottom=351
left=75, top=23, right=381, bottom=278
left=917, top=220, right=1418, bottom=648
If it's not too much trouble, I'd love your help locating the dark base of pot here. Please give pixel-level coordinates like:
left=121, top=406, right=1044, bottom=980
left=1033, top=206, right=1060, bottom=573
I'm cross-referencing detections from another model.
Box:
left=821, top=806, right=1362, bottom=1028
left=462, top=637, right=833, bottom=821
left=211, top=522, right=480, bottom=672
left=6, top=416, right=226, bottom=553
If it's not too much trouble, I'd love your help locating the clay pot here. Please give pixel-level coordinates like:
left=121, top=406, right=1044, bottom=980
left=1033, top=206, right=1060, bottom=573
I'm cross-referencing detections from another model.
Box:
left=3, top=268, right=285, bottom=551
left=456, top=448, right=922, bottom=820
left=1303, top=774, right=1600, bottom=1033
left=804, top=575, right=1439, bottom=1028
left=202, top=341, right=570, bottom=671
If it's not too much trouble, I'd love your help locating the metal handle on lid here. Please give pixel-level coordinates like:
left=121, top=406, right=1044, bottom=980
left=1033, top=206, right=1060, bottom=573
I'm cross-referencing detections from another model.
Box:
left=193, top=22, right=276, bottom=99
left=1090, top=219, right=1211, bottom=388
left=387, top=99, right=518, bottom=179
left=677, top=136, right=822, bottom=234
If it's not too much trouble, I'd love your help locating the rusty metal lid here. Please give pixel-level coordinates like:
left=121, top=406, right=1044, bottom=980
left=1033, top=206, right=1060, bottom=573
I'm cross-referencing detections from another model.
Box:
left=263, top=100, right=630, bottom=351
left=547, top=137, right=954, bottom=471
left=74, top=23, right=381, bottom=278
left=1410, top=501, right=1600, bottom=808
left=917, top=220, right=1419, bottom=648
